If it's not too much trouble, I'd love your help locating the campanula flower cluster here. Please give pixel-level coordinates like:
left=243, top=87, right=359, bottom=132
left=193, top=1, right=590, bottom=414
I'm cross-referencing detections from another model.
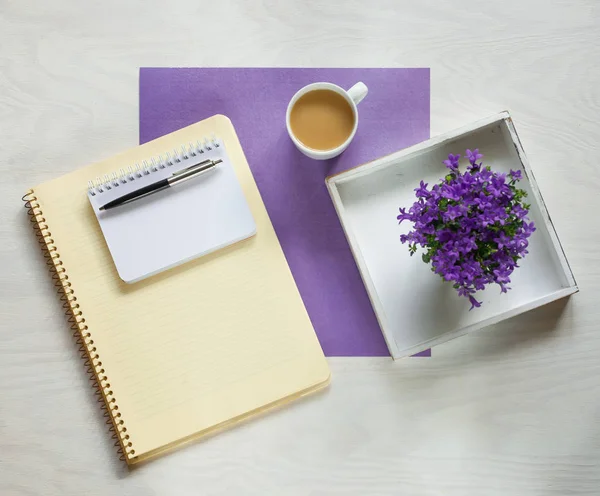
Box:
left=398, top=149, right=535, bottom=309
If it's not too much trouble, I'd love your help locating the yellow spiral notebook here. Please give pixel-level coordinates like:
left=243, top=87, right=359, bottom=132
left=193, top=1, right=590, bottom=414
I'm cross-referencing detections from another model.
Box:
left=23, top=115, right=330, bottom=465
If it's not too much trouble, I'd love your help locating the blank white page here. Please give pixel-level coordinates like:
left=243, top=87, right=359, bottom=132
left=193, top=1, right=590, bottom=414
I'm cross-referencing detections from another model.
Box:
left=87, top=139, right=256, bottom=283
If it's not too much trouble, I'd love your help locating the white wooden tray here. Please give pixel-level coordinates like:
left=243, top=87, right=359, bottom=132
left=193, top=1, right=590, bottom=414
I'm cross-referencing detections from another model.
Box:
left=326, top=112, right=577, bottom=359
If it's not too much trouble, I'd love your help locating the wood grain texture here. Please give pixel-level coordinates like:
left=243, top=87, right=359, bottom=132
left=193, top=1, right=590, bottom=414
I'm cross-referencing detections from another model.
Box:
left=1, top=0, right=599, bottom=494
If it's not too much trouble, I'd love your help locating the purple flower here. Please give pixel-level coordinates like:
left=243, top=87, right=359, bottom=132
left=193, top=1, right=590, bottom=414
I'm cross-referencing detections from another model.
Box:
left=523, top=221, right=536, bottom=235
left=457, top=236, right=478, bottom=254
left=397, top=148, right=535, bottom=308
left=468, top=295, right=482, bottom=310
left=494, top=231, right=512, bottom=249
left=490, top=206, right=509, bottom=224
left=441, top=183, right=461, bottom=201
left=512, top=203, right=529, bottom=220
left=493, top=267, right=511, bottom=284
left=397, top=207, right=411, bottom=223
left=488, top=174, right=510, bottom=197
left=443, top=268, right=460, bottom=282
left=437, top=229, right=454, bottom=244
left=414, top=180, right=430, bottom=198
left=466, top=149, right=483, bottom=168
left=430, top=184, right=442, bottom=200
left=457, top=286, right=472, bottom=298
left=473, top=194, right=492, bottom=210
left=444, top=246, right=461, bottom=263
left=443, top=153, right=461, bottom=173
left=477, top=168, right=493, bottom=182
left=443, top=204, right=465, bottom=222
left=509, top=169, right=523, bottom=181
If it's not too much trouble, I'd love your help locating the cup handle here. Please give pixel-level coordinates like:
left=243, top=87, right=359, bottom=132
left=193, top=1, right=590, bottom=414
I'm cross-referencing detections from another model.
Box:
left=347, top=82, right=368, bottom=105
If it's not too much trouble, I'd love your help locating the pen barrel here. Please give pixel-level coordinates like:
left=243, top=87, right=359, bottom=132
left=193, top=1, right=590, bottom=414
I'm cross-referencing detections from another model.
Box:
left=102, top=179, right=170, bottom=210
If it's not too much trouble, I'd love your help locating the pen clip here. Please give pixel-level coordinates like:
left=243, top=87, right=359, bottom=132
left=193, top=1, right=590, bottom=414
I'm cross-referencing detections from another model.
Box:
left=171, top=159, right=214, bottom=177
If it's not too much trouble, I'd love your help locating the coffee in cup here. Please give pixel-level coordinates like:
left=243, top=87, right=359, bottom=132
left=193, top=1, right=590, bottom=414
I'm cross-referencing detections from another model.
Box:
left=286, top=82, right=368, bottom=160
left=289, top=89, right=355, bottom=151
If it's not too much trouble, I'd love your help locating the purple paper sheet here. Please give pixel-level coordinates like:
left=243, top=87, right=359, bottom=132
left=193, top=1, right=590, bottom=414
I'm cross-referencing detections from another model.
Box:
left=139, top=68, right=430, bottom=356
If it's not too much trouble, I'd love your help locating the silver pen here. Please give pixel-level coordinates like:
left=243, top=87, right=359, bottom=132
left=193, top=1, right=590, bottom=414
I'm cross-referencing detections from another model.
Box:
left=98, top=159, right=222, bottom=211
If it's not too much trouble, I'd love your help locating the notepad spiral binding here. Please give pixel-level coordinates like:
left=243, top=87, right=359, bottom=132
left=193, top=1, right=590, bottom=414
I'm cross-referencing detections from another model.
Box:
left=22, top=190, right=135, bottom=462
left=87, top=135, right=220, bottom=196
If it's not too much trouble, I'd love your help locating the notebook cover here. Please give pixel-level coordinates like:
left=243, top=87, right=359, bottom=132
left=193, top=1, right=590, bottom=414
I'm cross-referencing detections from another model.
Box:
left=23, top=115, right=330, bottom=465
left=139, top=67, right=431, bottom=356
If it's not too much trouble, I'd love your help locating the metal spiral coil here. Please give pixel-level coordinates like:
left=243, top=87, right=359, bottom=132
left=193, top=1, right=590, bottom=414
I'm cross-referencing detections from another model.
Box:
left=87, top=135, right=220, bottom=196
left=22, top=190, right=135, bottom=463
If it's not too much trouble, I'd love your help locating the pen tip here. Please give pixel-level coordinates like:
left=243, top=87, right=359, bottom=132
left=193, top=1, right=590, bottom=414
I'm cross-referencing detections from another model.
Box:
left=99, top=206, right=105, bottom=211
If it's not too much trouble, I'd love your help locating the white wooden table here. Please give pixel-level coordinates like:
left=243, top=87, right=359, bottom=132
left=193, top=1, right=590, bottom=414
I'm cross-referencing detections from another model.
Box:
left=1, top=1, right=599, bottom=494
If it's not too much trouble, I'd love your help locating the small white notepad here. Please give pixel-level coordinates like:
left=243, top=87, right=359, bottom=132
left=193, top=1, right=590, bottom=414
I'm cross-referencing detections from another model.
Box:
left=87, top=136, right=256, bottom=283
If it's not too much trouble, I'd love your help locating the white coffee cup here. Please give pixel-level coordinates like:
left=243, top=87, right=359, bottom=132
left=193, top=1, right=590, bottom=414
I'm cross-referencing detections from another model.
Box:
left=286, top=81, right=368, bottom=160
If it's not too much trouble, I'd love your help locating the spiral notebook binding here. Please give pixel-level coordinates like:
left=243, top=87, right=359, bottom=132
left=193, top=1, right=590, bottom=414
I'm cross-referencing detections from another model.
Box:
left=88, top=134, right=220, bottom=196
left=22, top=190, right=135, bottom=463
